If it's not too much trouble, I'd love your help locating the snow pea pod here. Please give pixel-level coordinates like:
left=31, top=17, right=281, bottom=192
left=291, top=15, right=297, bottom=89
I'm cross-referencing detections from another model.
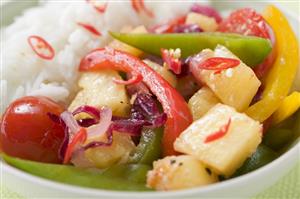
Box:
left=103, top=164, right=151, bottom=184
left=129, top=128, right=163, bottom=165
left=110, top=32, right=272, bottom=67
left=2, top=154, right=152, bottom=191
left=232, top=145, right=278, bottom=177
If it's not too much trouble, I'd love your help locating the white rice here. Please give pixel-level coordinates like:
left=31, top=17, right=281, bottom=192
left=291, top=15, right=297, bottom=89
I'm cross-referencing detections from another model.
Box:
left=1, top=0, right=207, bottom=112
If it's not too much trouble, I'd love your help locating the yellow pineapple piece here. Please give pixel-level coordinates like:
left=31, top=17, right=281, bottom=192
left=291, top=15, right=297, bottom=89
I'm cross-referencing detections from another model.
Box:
left=147, top=155, right=218, bottom=191
left=188, top=86, right=220, bottom=120
left=186, top=12, right=218, bottom=32
left=84, top=133, right=135, bottom=169
left=174, top=104, right=262, bottom=177
left=69, top=70, right=130, bottom=117
left=143, top=59, right=177, bottom=87
left=196, top=45, right=261, bottom=111
left=109, top=25, right=147, bottom=57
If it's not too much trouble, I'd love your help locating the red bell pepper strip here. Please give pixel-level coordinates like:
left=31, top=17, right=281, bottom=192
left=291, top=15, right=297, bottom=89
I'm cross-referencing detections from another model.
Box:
left=79, top=47, right=193, bottom=156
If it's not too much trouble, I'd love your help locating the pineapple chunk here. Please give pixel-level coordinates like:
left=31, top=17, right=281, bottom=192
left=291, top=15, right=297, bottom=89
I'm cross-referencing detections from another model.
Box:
left=147, top=155, right=218, bottom=191
left=188, top=86, right=220, bottom=120
left=109, top=25, right=147, bottom=57
left=69, top=70, right=130, bottom=116
left=195, top=45, right=261, bottom=111
left=174, top=104, right=262, bottom=177
left=84, top=133, right=135, bottom=169
left=143, top=59, right=177, bottom=87
left=186, top=12, right=218, bottom=32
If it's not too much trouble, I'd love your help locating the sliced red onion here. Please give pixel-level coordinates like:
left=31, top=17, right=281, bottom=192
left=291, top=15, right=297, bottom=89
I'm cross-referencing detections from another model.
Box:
left=83, top=127, right=113, bottom=150
left=190, top=4, right=222, bottom=23
left=60, top=111, right=81, bottom=137
left=86, top=107, right=112, bottom=138
left=72, top=105, right=101, bottom=120
left=149, top=113, right=167, bottom=128
left=77, top=118, right=99, bottom=127
left=111, top=119, right=145, bottom=136
left=126, top=82, right=150, bottom=96
left=173, top=24, right=203, bottom=33
left=130, top=93, right=167, bottom=128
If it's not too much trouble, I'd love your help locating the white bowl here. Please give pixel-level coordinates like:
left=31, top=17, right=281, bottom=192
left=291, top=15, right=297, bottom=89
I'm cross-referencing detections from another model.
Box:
left=1, top=1, right=299, bottom=199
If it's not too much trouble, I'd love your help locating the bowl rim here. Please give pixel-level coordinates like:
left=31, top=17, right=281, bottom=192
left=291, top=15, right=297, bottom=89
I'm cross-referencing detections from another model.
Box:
left=1, top=1, right=300, bottom=198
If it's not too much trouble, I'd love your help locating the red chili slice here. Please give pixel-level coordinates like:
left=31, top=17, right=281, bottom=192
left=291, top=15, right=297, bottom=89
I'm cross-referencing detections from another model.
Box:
left=77, top=23, right=102, bottom=36
left=198, top=57, right=240, bottom=74
left=161, top=48, right=182, bottom=75
left=139, top=0, right=154, bottom=17
left=204, top=118, right=231, bottom=143
left=131, top=0, right=154, bottom=17
left=131, top=0, right=140, bottom=13
left=27, top=35, right=55, bottom=60
left=86, top=0, right=107, bottom=13
left=63, top=128, right=87, bottom=164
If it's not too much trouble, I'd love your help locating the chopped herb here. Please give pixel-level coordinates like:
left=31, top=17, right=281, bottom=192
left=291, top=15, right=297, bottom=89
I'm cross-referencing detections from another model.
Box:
left=170, top=159, right=176, bottom=165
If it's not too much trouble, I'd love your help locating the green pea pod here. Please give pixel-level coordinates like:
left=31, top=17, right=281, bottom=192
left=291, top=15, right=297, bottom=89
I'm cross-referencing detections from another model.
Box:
left=263, top=128, right=294, bottom=151
left=110, top=32, right=272, bottom=67
left=2, top=154, right=152, bottom=191
left=232, top=145, right=278, bottom=177
left=129, top=128, right=163, bottom=165
left=103, top=164, right=151, bottom=183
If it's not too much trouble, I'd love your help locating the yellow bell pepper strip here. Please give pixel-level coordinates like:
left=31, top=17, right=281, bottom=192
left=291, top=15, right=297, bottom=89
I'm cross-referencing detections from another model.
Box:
left=271, top=92, right=300, bottom=125
left=245, top=5, right=299, bottom=122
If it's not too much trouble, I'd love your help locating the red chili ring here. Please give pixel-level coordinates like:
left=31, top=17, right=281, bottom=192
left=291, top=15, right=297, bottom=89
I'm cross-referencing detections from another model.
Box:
left=27, top=35, right=55, bottom=60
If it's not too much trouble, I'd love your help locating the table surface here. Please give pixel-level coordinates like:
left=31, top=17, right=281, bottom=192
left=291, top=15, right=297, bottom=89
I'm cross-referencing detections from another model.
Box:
left=0, top=0, right=300, bottom=198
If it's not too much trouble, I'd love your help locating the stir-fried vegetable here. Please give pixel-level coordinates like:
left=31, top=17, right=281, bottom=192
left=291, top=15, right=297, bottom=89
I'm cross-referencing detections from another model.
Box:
left=79, top=47, right=193, bottom=156
left=232, top=145, right=278, bottom=177
left=129, top=128, right=163, bottom=165
left=3, top=154, right=151, bottom=191
left=263, top=128, right=294, bottom=151
left=245, top=5, right=299, bottom=122
left=103, top=163, right=151, bottom=184
left=110, top=32, right=272, bottom=67
left=271, top=92, right=300, bottom=125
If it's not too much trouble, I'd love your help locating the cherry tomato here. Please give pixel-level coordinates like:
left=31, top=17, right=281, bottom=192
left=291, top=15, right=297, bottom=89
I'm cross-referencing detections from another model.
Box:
left=218, top=8, right=276, bottom=78
left=0, top=96, right=65, bottom=163
left=218, top=8, right=270, bottom=38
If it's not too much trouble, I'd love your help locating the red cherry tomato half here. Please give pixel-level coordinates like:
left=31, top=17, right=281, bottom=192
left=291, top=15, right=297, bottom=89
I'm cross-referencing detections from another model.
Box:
left=218, top=8, right=275, bottom=78
left=0, top=96, right=66, bottom=163
left=218, top=8, right=270, bottom=38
